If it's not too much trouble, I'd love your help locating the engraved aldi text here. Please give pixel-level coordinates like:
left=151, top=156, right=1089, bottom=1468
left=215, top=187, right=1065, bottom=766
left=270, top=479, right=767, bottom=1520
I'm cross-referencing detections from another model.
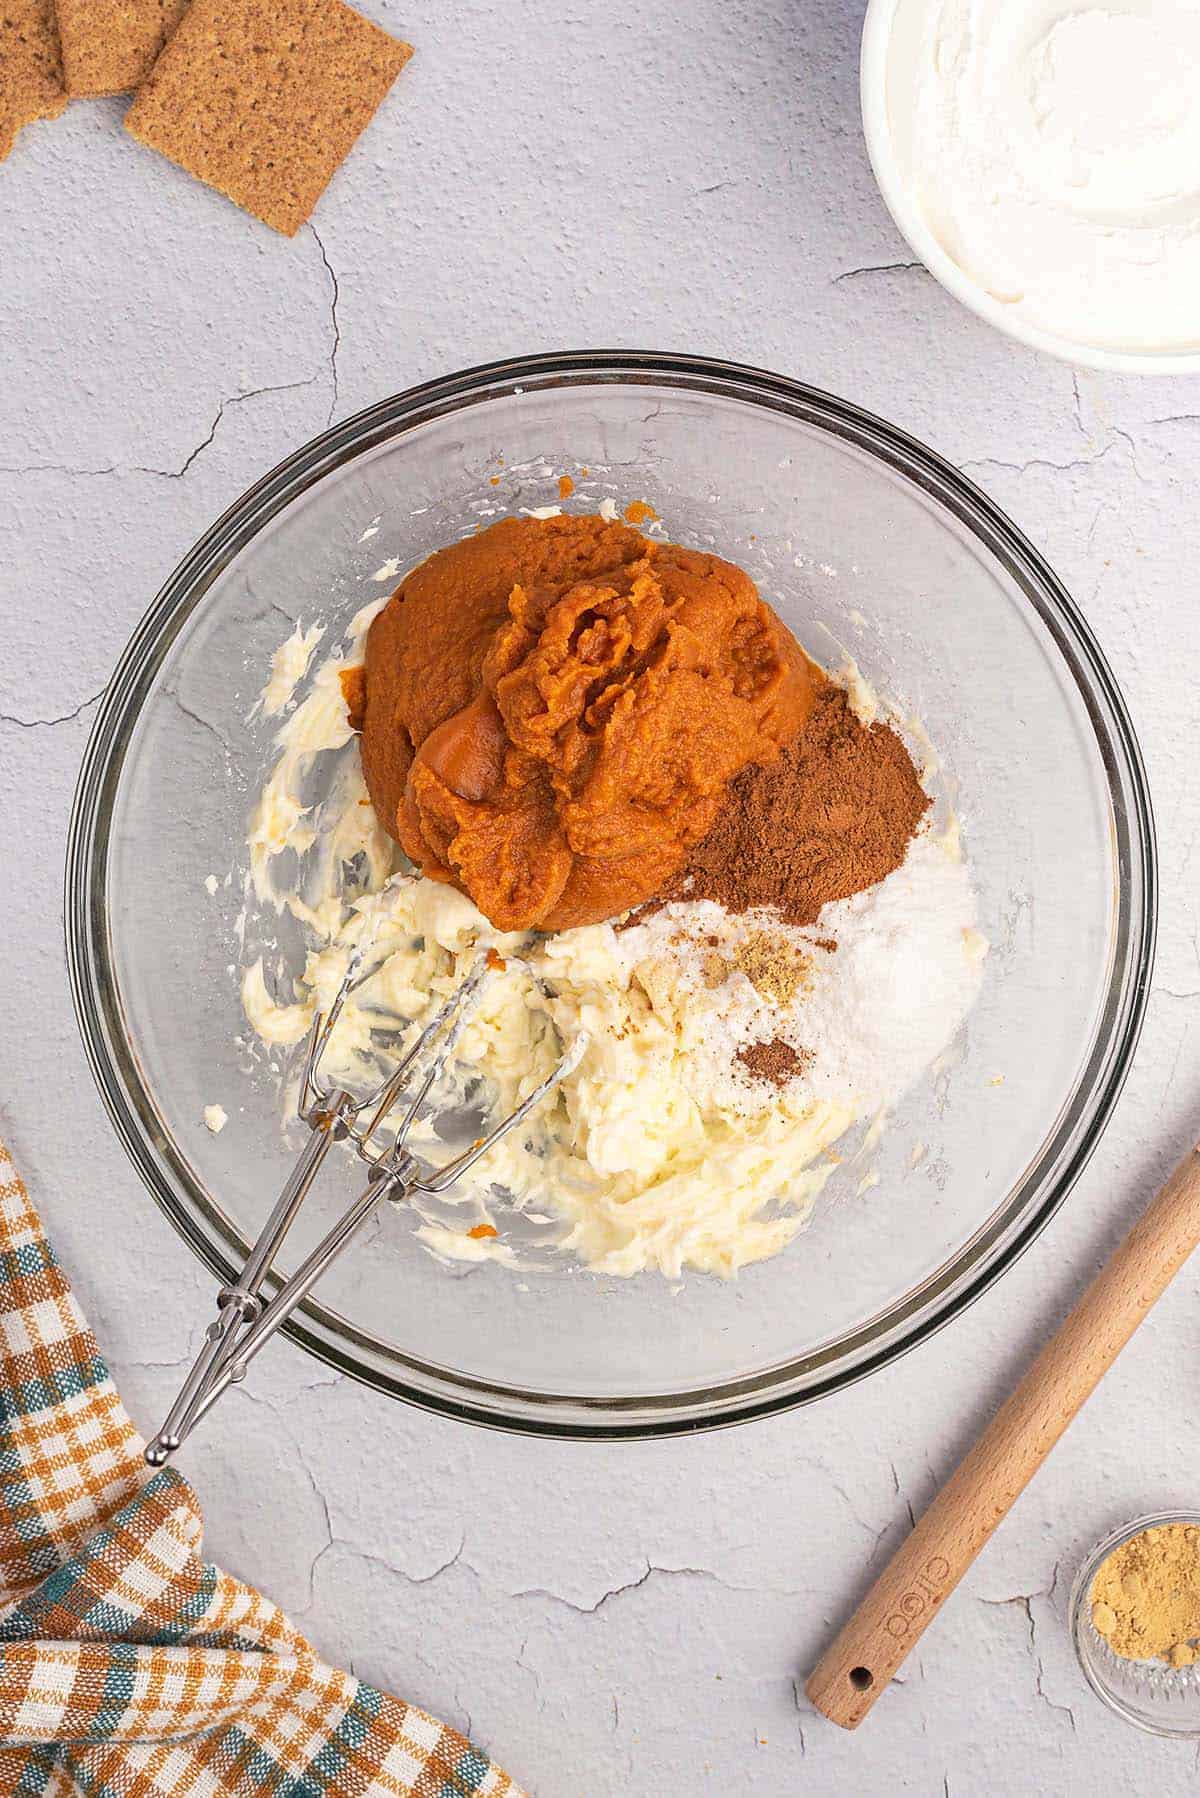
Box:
left=885, top=1557, right=951, bottom=1638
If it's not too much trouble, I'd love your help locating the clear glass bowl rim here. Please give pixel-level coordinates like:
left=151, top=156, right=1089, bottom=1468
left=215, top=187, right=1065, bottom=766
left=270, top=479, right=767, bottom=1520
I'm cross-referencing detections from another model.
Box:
left=64, top=349, right=1158, bottom=1439
left=1070, top=1509, right=1200, bottom=1737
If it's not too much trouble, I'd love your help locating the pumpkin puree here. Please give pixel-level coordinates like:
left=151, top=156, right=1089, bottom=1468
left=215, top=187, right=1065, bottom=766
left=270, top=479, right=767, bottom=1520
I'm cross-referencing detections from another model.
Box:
left=359, top=514, right=822, bottom=932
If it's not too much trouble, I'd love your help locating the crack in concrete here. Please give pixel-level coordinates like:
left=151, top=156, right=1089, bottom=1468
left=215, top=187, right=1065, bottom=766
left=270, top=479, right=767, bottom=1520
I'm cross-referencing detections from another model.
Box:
left=264, top=597, right=299, bottom=629
left=309, top=224, right=341, bottom=426
left=0, top=688, right=104, bottom=730
left=513, top=1559, right=746, bottom=1615
left=0, top=459, right=120, bottom=477
left=1167, top=1011, right=1200, bottom=1096
left=168, top=377, right=327, bottom=479
left=1071, top=372, right=1087, bottom=440
left=297, top=1467, right=334, bottom=1593
left=291, top=1369, right=344, bottom=1395
left=1085, top=500, right=1106, bottom=551
left=0, top=374, right=327, bottom=483
left=306, top=1532, right=468, bottom=1612
left=826, top=1474, right=889, bottom=1546
left=514, top=1562, right=656, bottom=1613
left=963, top=431, right=1144, bottom=486
left=229, top=1386, right=339, bottom=1609
left=790, top=1677, right=808, bottom=1754
left=833, top=259, right=925, bottom=284
left=122, top=1349, right=201, bottom=1372
left=981, top=1590, right=1075, bottom=1732
left=889, top=1459, right=918, bottom=1531
left=963, top=447, right=1106, bottom=480
left=515, top=1634, right=545, bottom=1712
left=167, top=686, right=237, bottom=756
left=1110, top=425, right=1146, bottom=482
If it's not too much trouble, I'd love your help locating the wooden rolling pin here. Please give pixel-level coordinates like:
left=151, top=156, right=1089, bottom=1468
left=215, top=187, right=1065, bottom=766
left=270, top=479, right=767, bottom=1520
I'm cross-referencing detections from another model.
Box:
left=807, top=1139, right=1200, bottom=1729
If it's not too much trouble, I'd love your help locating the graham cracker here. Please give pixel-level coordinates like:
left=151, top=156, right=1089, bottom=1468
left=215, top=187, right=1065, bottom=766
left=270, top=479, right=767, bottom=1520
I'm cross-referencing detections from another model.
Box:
left=57, top=0, right=192, bottom=98
left=124, top=0, right=413, bottom=235
left=0, top=0, right=67, bottom=163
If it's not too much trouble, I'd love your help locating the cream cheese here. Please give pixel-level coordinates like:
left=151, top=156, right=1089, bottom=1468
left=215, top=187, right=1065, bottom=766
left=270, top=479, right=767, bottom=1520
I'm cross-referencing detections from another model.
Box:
left=885, top=0, right=1200, bottom=351
left=256, top=621, right=324, bottom=719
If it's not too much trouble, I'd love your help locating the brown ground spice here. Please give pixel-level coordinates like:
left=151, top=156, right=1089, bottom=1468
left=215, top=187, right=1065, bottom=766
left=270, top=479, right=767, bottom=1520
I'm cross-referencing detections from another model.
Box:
left=730, top=934, right=810, bottom=1004
left=653, top=685, right=929, bottom=927
left=737, top=1039, right=811, bottom=1087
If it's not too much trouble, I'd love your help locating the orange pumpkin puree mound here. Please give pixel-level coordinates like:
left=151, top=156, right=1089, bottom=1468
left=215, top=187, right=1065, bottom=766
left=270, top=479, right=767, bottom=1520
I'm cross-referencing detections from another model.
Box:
left=360, top=513, right=823, bottom=933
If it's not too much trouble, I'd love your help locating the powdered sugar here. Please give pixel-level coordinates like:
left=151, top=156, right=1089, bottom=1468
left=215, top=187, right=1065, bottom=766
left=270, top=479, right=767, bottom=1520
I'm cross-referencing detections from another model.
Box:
left=788, top=831, right=985, bottom=1110
left=613, top=825, right=984, bottom=1121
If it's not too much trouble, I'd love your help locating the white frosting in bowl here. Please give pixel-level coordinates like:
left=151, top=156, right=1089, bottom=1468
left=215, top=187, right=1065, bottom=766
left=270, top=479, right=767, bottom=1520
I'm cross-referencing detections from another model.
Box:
left=879, top=0, right=1200, bottom=355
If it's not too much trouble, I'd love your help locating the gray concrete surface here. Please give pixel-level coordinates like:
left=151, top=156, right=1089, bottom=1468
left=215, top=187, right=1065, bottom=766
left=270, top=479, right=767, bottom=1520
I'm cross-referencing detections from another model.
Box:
left=2, top=1, right=1199, bottom=1791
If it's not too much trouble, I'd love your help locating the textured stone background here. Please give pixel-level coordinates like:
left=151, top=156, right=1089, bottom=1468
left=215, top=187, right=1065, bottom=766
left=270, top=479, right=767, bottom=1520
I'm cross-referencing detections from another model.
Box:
left=2, top=0, right=1199, bottom=1791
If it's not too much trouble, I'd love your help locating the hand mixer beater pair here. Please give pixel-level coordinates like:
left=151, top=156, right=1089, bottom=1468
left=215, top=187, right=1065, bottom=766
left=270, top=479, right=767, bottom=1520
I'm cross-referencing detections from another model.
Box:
left=146, top=952, right=585, bottom=1465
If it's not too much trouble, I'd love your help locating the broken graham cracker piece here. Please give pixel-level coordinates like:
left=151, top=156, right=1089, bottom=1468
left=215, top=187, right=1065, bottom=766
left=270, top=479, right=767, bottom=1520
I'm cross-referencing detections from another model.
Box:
left=124, top=0, right=413, bottom=235
left=57, top=0, right=191, bottom=98
left=0, top=0, right=66, bottom=164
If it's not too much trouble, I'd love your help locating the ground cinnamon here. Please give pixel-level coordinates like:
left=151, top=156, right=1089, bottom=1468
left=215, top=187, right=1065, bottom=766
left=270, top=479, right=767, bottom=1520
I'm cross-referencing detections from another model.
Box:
left=652, top=685, right=929, bottom=927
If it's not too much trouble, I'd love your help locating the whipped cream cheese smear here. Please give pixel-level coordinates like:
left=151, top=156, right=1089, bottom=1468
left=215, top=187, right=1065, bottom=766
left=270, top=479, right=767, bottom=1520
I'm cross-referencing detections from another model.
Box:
left=885, top=0, right=1200, bottom=351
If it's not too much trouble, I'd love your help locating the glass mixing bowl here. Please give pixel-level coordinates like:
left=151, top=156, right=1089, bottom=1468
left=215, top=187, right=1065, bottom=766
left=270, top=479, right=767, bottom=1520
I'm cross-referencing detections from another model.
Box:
left=66, top=352, right=1155, bottom=1437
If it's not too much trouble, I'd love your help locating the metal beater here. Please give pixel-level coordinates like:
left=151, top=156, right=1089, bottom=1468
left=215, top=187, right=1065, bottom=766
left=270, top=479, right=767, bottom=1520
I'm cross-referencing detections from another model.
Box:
left=145, top=953, right=585, bottom=1465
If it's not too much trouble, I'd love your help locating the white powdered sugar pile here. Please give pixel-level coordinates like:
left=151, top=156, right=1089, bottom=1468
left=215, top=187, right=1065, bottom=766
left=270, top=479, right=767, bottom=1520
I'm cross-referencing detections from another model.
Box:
left=611, top=826, right=986, bottom=1122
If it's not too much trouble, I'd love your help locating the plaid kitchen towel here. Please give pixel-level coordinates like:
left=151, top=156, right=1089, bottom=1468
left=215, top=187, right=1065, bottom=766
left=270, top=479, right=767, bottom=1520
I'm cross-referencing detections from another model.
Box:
left=0, top=1139, right=525, bottom=1797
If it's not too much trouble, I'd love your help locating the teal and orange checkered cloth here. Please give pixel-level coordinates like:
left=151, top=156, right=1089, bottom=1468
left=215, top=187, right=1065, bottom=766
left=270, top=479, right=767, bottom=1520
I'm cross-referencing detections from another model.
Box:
left=0, top=1140, right=525, bottom=1797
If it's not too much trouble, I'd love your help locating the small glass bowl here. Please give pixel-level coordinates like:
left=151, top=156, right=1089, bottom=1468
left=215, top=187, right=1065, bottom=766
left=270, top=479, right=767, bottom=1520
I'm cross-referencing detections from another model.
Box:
left=1071, top=1511, right=1200, bottom=1737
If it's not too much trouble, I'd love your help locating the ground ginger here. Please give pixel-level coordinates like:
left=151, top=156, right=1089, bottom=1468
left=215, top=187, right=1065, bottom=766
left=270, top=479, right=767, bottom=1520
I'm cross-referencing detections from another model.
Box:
left=1090, top=1524, right=1200, bottom=1667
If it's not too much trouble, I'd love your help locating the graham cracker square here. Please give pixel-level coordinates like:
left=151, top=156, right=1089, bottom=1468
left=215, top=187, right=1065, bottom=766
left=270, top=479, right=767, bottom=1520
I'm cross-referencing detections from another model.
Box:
left=124, top=0, right=413, bottom=235
left=0, top=0, right=67, bottom=163
left=58, top=0, right=192, bottom=98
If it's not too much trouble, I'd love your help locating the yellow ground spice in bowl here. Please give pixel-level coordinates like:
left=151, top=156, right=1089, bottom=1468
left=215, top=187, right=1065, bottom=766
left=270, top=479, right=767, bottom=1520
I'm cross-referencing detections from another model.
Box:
left=1090, top=1524, right=1200, bottom=1667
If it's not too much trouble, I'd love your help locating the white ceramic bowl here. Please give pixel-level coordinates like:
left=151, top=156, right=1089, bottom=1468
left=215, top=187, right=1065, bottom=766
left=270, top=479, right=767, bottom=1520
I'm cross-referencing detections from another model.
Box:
left=860, top=0, right=1200, bottom=375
